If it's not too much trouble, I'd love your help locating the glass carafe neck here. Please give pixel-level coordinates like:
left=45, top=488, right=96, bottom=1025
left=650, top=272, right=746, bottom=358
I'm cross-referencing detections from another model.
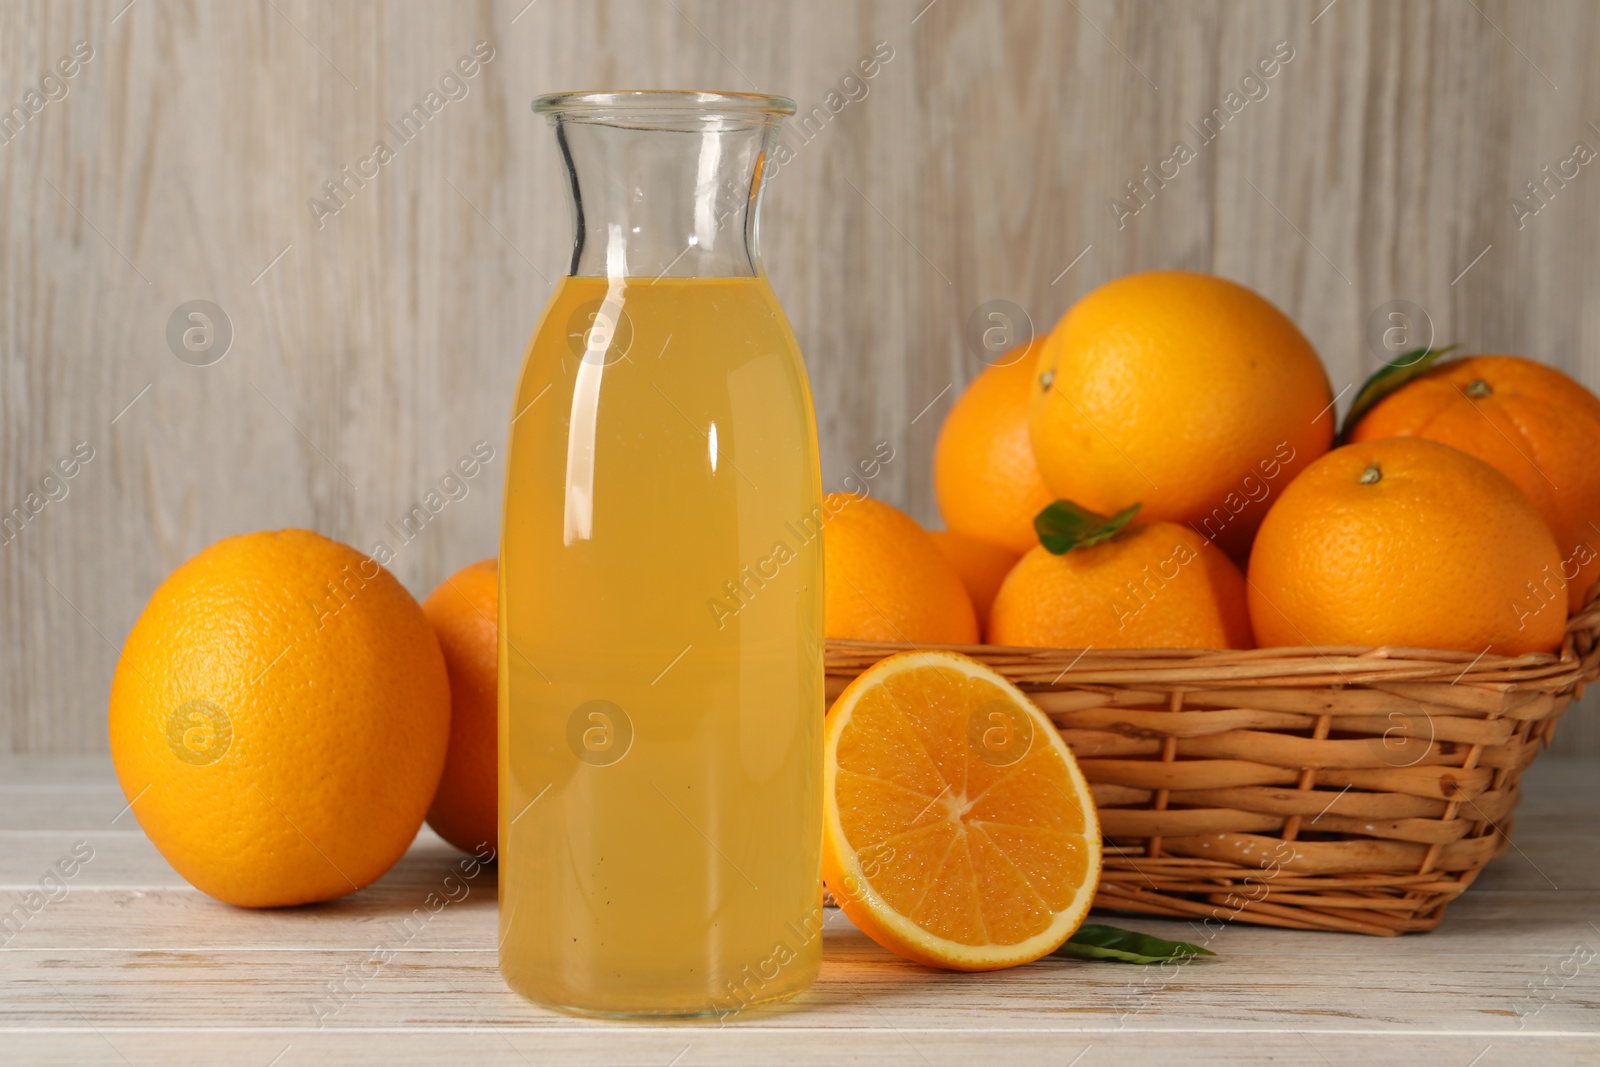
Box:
left=535, top=91, right=795, bottom=279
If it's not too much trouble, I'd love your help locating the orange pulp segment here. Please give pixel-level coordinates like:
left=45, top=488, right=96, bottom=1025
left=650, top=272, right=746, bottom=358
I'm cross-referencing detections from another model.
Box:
left=822, top=650, right=1102, bottom=970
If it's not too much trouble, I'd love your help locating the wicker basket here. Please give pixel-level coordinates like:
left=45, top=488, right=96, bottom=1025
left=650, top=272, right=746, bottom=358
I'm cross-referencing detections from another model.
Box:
left=824, top=596, right=1600, bottom=936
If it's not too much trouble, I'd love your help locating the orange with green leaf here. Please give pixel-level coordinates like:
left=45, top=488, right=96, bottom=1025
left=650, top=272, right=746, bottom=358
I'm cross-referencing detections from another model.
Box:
left=987, top=501, right=1254, bottom=649
left=1028, top=271, right=1333, bottom=559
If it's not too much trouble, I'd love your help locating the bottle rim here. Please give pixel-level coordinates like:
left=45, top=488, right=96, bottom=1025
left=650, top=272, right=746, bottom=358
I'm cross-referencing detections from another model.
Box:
left=532, top=90, right=796, bottom=118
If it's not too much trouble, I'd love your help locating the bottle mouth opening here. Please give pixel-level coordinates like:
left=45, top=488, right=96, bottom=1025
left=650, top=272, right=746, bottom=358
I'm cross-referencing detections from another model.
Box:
left=532, top=90, right=796, bottom=130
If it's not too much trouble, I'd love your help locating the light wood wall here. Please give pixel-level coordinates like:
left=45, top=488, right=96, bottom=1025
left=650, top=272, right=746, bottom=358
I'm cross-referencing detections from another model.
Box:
left=4, top=0, right=1599, bottom=754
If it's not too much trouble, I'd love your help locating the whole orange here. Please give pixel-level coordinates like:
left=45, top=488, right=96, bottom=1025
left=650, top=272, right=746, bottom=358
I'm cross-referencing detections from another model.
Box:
left=1029, top=271, right=1332, bottom=558
left=1349, top=354, right=1600, bottom=613
left=823, top=493, right=978, bottom=644
left=987, top=520, right=1253, bottom=649
left=422, top=559, right=498, bottom=855
left=108, top=530, right=450, bottom=907
left=927, top=530, right=1019, bottom=632
left=934, top=340, right=1056, bottom=555
left=1248, top=438, right=1567, bottom=655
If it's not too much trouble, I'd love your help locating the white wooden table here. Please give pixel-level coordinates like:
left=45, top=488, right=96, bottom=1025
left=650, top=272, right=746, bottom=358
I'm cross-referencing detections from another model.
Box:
left=4, top=754, right=1598, bottom=1066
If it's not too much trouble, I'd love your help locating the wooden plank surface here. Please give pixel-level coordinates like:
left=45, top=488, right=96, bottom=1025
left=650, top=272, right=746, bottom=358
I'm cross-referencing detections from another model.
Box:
left=3, top=0, right=1600, bottom=756
left=3, top=754, right=1599, bottom=1065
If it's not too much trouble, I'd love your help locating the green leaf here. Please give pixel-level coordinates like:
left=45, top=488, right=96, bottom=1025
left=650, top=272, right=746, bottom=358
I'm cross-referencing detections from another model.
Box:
left=1336, top=344, right=1459, bottom=446
left=1052, top=923, right=1216, bottom=965
left=1034, top=501, right=1141, bottom=555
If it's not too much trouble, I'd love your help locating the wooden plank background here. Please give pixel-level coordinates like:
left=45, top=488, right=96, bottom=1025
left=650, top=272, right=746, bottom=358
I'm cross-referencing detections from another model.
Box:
left=3, top=0, right=1599, bottom=754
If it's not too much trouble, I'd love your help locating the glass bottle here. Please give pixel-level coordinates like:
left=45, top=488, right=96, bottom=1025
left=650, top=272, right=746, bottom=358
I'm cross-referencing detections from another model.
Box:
left=498, top=91, right=823, bottom=1017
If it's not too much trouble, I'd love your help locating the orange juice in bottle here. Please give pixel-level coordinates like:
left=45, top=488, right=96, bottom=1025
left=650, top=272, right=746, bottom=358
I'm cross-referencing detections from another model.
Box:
left=498, top=92, right=822, bottom=1017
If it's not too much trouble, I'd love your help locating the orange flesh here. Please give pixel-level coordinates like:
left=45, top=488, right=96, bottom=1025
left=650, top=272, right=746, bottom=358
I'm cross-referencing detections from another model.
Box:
left=832, top=663, right=1095, bottom=948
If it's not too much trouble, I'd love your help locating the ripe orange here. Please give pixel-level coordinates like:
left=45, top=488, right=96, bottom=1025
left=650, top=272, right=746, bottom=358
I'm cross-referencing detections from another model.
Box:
left=1029, top=271, right=1332, bottom=558
left=1248, top=438, right=1567, bottom=655
left=1349, top=354, right=1600, bottom=613
left=934, top=341, right=1056, bottom=555
left=822, top=650, right=1101, bottom=970
left=422, top=559, right=498, bottom=855
left=987, top=518, right=1253, bottom=649
left=927, top=530, right=1019, bottom=632
left=823, top=493, right=978, bottom=644
left=108, top=530, right=450, bottom=907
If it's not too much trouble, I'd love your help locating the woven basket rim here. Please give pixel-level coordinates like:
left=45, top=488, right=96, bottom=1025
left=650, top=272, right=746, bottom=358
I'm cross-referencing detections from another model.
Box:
left=825, top=596, right=1600, bottom=692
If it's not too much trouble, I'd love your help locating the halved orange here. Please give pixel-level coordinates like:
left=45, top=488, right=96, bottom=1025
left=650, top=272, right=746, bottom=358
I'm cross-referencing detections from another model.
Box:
left=822, top=650, right=1102, bottom=970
